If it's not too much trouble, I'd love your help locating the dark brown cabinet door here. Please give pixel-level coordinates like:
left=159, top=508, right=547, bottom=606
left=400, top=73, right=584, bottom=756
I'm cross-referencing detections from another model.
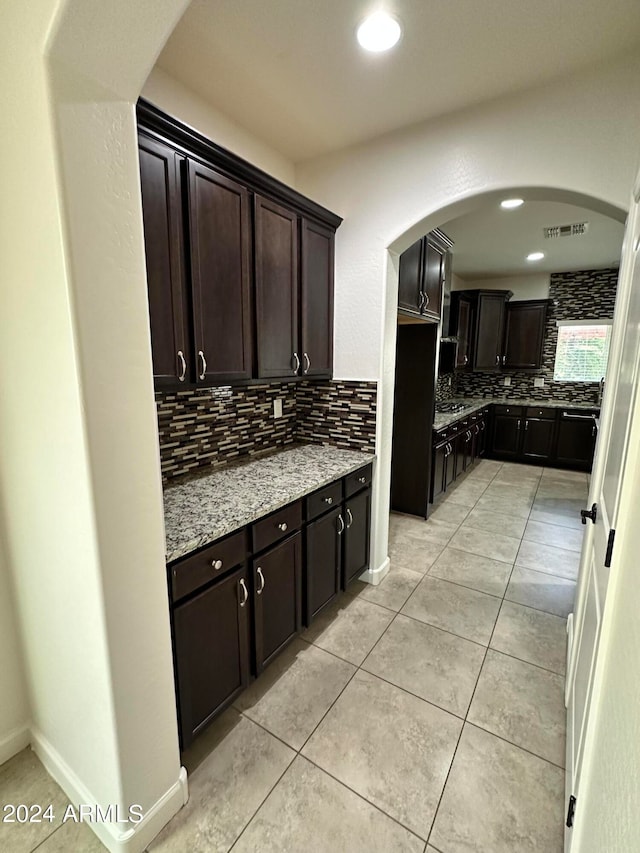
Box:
left=188, top=160, right=253, bottom=383
left=474, top=293, right=508, bottom=371
left=301, top=219, right=334, bottom=378
left=138, top=134, right=188, bottom=388
left=477, top=415, right=488, bottom=457
left=491, top=415, right=523, bottom=457
left=422, top=239, right=444, bottom=320
left=343, top=489, right=371, bottom=588
left=305, top=508, right=341, bottom=624
left=455, top=296, right=473, bottom=369
left=522, top=418, right=555, bottom=461
left=253, top=532, right=302, bottom=673
left=444, top=442, right=456, bottom=490
left=254, top=195, right=299, bottom=379
left=398, top=238, right=423, bottom=315
left=173, top=565, right=250, bottom=748
left=555, top=413, right=597, bottom=469
left=503, top=301, right=548, bottom=370
left=431, top=443, right=446, bottom=501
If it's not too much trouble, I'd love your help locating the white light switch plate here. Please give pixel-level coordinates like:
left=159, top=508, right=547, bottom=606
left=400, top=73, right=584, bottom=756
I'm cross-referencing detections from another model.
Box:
left=534, top=377, right=545, bottom=388
left=503, top=376, right=511, bottom=386
left=273, top=399, right=283, bottom=419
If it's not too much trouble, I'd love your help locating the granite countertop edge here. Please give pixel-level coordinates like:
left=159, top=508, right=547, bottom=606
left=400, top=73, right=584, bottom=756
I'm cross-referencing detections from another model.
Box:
left=164, top=445, right=375, bottom=563
left=433, top=397, right=600, bottom=430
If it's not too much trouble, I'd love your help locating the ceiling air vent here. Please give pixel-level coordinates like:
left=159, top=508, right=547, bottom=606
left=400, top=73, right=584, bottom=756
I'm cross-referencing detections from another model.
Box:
left=543, top=222, right=589, bottom=239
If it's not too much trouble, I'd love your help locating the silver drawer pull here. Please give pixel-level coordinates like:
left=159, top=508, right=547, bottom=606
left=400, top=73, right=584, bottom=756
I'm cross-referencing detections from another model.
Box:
left=177, top=350, right=187, bottom=382
left=256, top=567, right=265, bottom=595
left=198, top=350, right=207, bottom=380
left=303, top=352, right=310, bottom=374
left=346, top=509, right=353, bottom=529
left=563, top=411, right=597, bottom=421
left=277, top=522, right=288, bottom=532
left=358, top=476, right=366, bottom=484
left=211, top=558, right=223, bottom=571
left=239, top=578, right=248, bottom=607
left=337, top=514, right=345, bottom=535
left=292, top=352, right=300, bottom=375
left=323, top=496, right=333, bottom=505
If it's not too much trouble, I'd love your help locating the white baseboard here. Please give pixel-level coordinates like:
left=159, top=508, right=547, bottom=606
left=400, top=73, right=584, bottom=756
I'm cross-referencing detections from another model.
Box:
left=359, top=556, right=390, bottom=587
left=32, top=728, right=188, bottom=853
left=0, top=724, right=30, bottom=767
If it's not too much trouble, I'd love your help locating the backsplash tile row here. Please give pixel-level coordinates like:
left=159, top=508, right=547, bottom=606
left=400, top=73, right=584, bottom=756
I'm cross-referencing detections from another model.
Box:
left=455, top=267, right=618, bottom=403
left=156, top=380, right=377, bottom=482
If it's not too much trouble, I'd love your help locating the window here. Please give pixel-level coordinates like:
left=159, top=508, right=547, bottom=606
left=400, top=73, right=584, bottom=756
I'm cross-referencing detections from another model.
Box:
left=553, top=320, right=612, bottom=382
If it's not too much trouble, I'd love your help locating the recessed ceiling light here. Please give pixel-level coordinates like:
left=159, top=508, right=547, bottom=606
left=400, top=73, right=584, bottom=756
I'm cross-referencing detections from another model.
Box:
left=527, top=252, right=545, bottom=262
left=500, top=198, right=524, bottom=209
left=357, top=12, right=401, bottom=52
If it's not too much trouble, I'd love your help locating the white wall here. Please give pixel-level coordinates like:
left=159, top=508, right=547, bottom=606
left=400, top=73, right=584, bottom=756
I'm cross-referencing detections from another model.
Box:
left=0, top=540, right=29, bottom=765
left=0, top=1, right=189, bottom=850
left=142, top=67, right=296, bottom=185
left=452, top=273, right=551, bottom=300
left=296, top=54, right=640, bottom=576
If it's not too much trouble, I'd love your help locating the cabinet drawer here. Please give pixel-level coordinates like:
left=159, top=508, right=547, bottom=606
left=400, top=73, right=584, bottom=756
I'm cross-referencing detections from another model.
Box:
left=345, top=464, right=373, bottom=498
left=493, top=404, right=524, bottom=417
left=306, top=480, right=343, bottom=522
left=526, top=406, right=556, bottom=420
left=170, top=528, right=247, bottom=603
left=433, top=427, right=450, bottom=445
left=252, top=501, right=302, bottom=554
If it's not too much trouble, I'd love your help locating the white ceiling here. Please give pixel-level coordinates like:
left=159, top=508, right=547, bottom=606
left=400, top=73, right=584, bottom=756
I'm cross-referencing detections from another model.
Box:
left=442, top=200, right=624, bottom=279
left=157, top=0, right=640, bottom=162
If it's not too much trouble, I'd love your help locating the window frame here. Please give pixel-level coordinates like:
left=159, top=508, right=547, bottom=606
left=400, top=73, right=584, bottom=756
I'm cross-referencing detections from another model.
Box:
left=553, top=319, right=612, bottom=384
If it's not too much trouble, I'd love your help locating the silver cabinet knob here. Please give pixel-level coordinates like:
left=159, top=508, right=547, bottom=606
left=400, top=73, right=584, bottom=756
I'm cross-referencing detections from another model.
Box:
left=211, top=559, right=223, bottom=571
left=277, top=522, right=288, bottom=532
left=239, top=578, right=248, bottom=607
left=177, top=350, right=187, bottom=382
left=323, top=497, right=333, bottom=505
left=256, top=567, right=265, bottom=595
left=358, top=476, right=366, bottom=484
left=198, top=350, right=207, bottom=380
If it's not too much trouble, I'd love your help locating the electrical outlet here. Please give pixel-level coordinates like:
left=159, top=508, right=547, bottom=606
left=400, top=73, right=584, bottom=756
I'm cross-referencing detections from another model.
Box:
left=273, top=398, right=283, bottom=419
left=534, top=377, right=545, bottom=388
left=503, top=376, right=512, bottom=387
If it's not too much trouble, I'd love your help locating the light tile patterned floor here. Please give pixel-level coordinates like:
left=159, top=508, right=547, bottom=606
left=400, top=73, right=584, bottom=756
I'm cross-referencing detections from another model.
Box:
left=1, top=460, right=582, bottom=852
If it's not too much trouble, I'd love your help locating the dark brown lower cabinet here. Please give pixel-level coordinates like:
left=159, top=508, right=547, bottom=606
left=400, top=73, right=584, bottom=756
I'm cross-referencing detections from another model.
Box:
left=555, top=412, right=598, bottom=469
left=491, top=414, right=522, bottom=457
left=253, top=532, right=302, bottom=674
left=343, top=489, right=371, bottom=588
left=305, top=507, right=341, bottom=624
left=173, top=565, right=250, bottom=748
left=522, top=418, right=555, bottom=461
left=455, top=428, right=473, bottom=477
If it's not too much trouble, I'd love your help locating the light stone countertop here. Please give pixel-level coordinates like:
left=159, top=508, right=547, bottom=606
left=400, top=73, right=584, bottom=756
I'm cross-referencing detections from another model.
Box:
left=433, top=397, right=600, bottom=431
left=164, top=444, right=374, bottom=563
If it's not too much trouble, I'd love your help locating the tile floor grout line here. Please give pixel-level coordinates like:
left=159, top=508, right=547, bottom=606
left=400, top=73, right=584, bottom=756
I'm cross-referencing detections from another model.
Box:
left=299, top=753, right=429, bottom=844
left=29, top=823, right=64, bottom=852
left=463, top=720, right=566, bottom=771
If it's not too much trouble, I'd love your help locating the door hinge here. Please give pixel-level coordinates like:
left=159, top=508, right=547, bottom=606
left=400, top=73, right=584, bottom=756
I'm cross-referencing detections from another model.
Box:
left=605, top=528, right=616, bottom=568
left=566, top=795, right=577, bottom=828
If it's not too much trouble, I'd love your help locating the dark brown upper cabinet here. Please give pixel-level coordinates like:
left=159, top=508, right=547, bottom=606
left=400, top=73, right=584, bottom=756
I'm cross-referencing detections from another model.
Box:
left=136, top=100, right=341, bottom=389
left=397, top=229, right=452, bottom=322
left=138, top=134, right=188, bottom=388
left=503, top=300, right=548, bottom=370
left=188, top=160, right=253, bottom=383
left=474, top=291, right=510, bottom=371
left=301, top=218, right=334, bottom=378
left=254, top=195, right=299, bottom=379
left=454, top=294, right=473, bottom=369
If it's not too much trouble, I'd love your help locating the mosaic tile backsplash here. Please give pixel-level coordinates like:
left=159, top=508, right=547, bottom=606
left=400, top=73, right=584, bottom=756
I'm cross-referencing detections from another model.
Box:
left=454, top=268, right=618, bottom=404
left=156, top=380, right=377, bottom=482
